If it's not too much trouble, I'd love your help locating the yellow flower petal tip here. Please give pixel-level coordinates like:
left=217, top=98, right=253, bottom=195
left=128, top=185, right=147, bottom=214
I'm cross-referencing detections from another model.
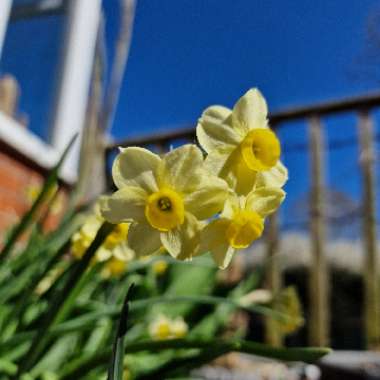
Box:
left=145, top=188, right=185, bottom=231
left=102, top=257, right=127, bottom=278
left=225, top=210, right=264, bottom=249
left=240, top=128, right=281, bottom=171
left=153, top=259, right=168, bottom=275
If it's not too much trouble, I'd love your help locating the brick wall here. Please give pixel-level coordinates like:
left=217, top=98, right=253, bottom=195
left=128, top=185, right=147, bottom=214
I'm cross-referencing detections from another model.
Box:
left=0, top=141, right=68, bottom=244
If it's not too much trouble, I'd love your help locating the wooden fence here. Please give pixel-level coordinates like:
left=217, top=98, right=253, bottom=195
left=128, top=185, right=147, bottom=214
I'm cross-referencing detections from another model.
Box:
left=105, top=92, right=380, bottom=349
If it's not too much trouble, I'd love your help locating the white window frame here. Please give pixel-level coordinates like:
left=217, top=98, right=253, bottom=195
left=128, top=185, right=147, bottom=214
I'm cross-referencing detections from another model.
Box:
left=0, top=0, right=101, bottom=183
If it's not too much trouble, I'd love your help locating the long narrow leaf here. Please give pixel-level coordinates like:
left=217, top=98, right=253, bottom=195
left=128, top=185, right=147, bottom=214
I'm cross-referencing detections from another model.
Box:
left=0, top=293, right=288, bottom=353
left=15, top=222, right=114, bottom=377
left=59, top=337, right=331, bottom=379
left=107, top=284, right=134, bottom=380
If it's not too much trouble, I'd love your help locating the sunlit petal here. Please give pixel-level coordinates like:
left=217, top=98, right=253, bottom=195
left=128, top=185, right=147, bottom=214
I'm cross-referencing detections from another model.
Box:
left=161, top=144, right=204, bottom=192
left=161, top=214, right=201, bottom=259
left=112, top=147, right=160, bottom=192
left=197, top=105, right=240, bottom=152
left=99, top=187, right=146, bottom=224
left=256, top=160, right=288, bottom=188
left=128, top=222, right=161, bottom=257
left=185, top=173, right=228, bottom=219
left=246, top=187, right=286, bottom=217
left=231, top=88, right=268, bottom=134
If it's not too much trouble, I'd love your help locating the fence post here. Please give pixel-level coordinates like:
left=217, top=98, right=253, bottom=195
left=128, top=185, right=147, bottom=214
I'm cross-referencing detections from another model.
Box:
left=357, top=110, right=380, bottom=350
left=308, top=115, right=330, bottom=346
left=265, top=212, right=283, bottom=346
left=0, top=74, right=19, bottom=117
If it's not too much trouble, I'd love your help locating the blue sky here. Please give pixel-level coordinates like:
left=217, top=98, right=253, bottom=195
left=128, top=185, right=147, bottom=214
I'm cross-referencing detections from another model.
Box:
left=1, top=0, right=380, bottom=235
left=111, top=0, right=379, bottom=139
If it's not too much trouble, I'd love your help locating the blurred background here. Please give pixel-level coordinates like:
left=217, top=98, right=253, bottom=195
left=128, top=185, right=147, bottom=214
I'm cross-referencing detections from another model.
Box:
left=1, top=0, right=380, bottom=378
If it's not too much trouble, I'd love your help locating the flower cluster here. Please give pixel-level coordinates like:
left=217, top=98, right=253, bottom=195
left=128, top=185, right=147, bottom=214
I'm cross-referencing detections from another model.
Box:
left=100, top=89, right=287, bottom=268
left=149, top=314, right=188, bottom=340
left=71, top=208, right=134, bottom=277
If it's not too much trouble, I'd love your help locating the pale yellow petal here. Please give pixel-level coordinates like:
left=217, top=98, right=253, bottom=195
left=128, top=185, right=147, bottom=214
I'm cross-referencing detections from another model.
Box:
left=196, top=105, right=240, bottom=153
left=199, top=219, right=230, bottom=252
left=231, top=88, right=268, bottom=134
left=128, top=222, right=161, bottom=257
left=200, top=219, right=235, bottom=269
left=246, top=187, right=286, bottom=217
left=112, top=147, right=160, bottom=192
left=112, top=243, right=135, bottom=261
left=204, top=150, right=229, bottom=176
left=256, top=160, right=288, bottom=188
left=99, top=187, right=146, bottom=224
left=220, top=194, right=240, bottom=219
left=185, top=173, right=228, bottom=220
left=160, top=214, right=201, bottom=259
left=212, top=245, right=235, bottom=269
left=95, top=246, right=112, bottom=262
left=218, top=148, right=258, bottom=195
left=161, top=144, right=204, bottom=192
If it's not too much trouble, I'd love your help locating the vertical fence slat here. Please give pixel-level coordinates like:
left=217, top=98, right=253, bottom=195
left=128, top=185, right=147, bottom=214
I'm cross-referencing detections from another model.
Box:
left=308, top=115, right=330, bottom=346
left=0, top=75, right=19, bottom=118
left=265, top=212, right=283, bottom=346
left=357, top=110, right=380, bottom=350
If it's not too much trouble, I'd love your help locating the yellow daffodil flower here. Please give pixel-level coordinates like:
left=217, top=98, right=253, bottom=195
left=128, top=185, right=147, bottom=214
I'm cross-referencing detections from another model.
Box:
left=200, top=187, right=285, bottom=269
left=273, top=286, right=304, bottom=335
left=196, top=88, right=288, bottom=195
left=101, top=256, right=128, bottom=278
left=149, top=315, right=188, bottom=340
left=152, top=259, right=169, bottom=275
left=100, top=144, right=228, bottom=260
left=71, top=212, right=134, bottom=276
left=171, top=317, right=188, bottom=338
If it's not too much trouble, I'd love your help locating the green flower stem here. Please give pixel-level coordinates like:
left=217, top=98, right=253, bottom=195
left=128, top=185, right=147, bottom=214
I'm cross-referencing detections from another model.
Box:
left=15, top=222, right=114, bottom=377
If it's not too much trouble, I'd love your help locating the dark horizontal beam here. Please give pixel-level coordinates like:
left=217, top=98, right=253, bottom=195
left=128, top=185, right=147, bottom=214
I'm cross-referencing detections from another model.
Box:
left=108, top=91, right=380, bottom=150
left=270, top=91, right=380, bottom=124
left=10, top=0, right=68, bottom=22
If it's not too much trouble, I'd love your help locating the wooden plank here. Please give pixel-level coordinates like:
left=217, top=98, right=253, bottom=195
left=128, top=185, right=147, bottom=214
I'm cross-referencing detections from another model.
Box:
left=0, top=75, right=19, bottom=117
left=308, top=115, right=330, bottom=346
left=264, top=212, right=283, bottom=347
left=357, top=110, right=380, bottom=350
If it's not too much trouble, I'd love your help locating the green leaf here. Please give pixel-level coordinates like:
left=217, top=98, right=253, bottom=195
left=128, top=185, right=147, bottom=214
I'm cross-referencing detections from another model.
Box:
left=0, top=358, right=17, bottom=376
left=58, top=337, right=331, bottom=379
left=15, top=222, right=114, bottom=376
left=107, top=284, right=134, bottom=380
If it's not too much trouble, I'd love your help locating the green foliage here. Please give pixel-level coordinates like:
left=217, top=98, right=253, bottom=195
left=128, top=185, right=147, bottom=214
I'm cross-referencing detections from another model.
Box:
left=0, top=143, right=330, bottom=380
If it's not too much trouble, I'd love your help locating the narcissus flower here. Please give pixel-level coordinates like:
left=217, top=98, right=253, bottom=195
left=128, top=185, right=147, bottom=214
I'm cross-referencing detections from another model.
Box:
left=152, top=259, right=169, bottom=276
left=200, top=187, right=285, bottom=269
left=100, top=144, right=228, bottom=260
left=273, top=286, right=304, bottom=335
left=71, top=213, right=134, bottom=275
left=197, top=88, right=288, bottom=195
left=149, top=315, right=188, bottom=340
